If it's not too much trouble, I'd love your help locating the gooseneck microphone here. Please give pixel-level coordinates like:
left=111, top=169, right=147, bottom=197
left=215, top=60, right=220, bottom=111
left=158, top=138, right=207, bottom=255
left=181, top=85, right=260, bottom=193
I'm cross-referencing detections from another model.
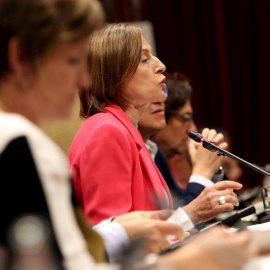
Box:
left=189, top=131, right=270, bottom=178
left=199, top=205, right=257, bottom=232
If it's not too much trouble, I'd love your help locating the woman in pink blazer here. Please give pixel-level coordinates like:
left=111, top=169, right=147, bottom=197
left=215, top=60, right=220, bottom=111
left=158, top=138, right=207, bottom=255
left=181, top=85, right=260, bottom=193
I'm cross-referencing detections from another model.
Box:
left=69, top=23, right=172, bottom=224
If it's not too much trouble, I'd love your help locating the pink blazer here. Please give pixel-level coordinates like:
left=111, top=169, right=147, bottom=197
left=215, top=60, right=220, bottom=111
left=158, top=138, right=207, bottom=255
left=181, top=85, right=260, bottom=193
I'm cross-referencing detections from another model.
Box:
left=68, top=105, right=172, bottom=224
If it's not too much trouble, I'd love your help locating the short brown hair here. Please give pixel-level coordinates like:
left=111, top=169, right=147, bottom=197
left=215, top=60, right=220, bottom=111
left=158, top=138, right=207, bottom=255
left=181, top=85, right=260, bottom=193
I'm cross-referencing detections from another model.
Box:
left=164, top=72, right=193, bottom=121
left=0, top=0, right=105, bottom=79
left=80, top=23, right=142, bottom=117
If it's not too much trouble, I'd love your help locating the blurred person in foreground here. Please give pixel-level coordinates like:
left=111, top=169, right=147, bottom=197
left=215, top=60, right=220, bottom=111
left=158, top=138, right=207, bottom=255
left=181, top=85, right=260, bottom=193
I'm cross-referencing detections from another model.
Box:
left=0, top=1, right=259, bottom=269
left=0, top=0, right=109, bottom=267
left=139, top=72, right=233, bottom=209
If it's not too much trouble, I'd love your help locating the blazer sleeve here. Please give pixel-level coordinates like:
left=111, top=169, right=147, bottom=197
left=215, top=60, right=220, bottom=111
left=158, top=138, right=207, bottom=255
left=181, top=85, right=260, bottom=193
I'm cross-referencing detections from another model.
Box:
left=182, top=182, right=205, bottom=205
left=79, top=124, right=134, bottom=224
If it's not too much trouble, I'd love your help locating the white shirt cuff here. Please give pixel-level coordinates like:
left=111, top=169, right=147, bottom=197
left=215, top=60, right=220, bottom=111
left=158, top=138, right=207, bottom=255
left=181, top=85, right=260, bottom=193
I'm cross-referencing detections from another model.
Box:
left=189, top=174, right=214, bottom=187
left=93, top=220, right=129, bottom=263
left=167, top=207, right=194, bottom=232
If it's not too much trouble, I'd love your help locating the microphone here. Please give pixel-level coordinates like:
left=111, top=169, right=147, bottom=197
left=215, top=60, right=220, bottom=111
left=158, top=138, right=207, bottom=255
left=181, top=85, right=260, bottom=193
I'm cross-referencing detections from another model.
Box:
left=188, top=131, right=270, bottom=178
left=188, top=131, right=203, bottom=143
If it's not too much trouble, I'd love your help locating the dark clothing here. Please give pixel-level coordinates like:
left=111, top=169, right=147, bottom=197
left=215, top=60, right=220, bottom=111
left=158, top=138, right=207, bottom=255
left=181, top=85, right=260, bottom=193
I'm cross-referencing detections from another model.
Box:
left=154, top=147, right=205, bottom=208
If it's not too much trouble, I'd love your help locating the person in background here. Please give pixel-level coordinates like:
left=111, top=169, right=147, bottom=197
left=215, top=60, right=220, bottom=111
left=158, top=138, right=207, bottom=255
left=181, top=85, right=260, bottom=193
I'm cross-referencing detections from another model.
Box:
left=139, top=72, right=232, bottom=209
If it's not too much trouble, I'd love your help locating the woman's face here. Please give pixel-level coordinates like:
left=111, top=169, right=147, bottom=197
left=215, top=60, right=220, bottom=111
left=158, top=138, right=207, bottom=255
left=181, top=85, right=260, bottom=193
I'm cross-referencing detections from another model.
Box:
left=153, top=100, right=197, bottom=157
left=124, top=37, right=167, bottom=111
left=28, top=39, right=90, bottom=121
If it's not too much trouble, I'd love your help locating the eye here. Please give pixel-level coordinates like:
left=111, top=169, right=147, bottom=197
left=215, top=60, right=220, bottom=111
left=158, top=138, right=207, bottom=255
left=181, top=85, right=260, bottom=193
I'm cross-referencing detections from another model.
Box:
left=141, top=57, right=150, bottom=63
left=68, top=57, right=82, bottom=66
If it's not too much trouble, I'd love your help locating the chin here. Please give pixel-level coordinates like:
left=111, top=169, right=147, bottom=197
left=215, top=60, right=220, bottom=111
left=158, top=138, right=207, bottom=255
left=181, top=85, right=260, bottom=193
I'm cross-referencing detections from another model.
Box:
left=158, top=123, right=166, bottom=130
left=177, top=144, right=187, bottom=154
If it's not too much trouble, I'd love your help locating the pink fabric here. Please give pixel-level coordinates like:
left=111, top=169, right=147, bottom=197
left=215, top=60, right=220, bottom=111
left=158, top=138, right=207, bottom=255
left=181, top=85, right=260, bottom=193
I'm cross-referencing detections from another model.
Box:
left=68, top=105, right=172, bottom=224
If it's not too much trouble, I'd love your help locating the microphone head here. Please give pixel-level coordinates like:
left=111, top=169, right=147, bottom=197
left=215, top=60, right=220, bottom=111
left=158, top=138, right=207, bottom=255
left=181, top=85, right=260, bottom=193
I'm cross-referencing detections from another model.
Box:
left=188, top=131, right=203, bottom=143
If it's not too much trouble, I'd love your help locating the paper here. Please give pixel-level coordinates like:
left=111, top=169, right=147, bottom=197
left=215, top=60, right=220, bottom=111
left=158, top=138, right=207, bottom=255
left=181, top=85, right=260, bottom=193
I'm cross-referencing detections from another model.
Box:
left=247, top=221, right=270, bottom=232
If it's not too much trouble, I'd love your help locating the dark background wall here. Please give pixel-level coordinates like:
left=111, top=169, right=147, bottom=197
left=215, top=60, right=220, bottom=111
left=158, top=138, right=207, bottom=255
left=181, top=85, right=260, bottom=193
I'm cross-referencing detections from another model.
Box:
left=100, top=0, right=270, bottom=188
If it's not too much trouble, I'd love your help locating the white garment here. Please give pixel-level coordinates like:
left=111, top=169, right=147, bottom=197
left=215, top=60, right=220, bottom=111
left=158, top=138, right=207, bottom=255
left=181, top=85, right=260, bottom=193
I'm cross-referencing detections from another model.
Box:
left=94, top=218, right=129, bottom=262
left=145, top=139, right=158, bottom=160
left=190, top=174, right=213, bottom=187
left=0, top=111, right=120, bottom=270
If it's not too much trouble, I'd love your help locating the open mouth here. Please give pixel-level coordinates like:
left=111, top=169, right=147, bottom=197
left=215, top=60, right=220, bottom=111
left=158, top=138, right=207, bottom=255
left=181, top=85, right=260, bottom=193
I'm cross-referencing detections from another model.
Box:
left=160, top=78, right=167, bottom=91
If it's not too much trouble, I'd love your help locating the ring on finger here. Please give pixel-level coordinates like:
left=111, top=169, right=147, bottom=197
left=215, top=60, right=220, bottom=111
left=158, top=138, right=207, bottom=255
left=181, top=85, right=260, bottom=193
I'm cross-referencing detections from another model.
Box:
left=219, top=195, right=226, bottom=205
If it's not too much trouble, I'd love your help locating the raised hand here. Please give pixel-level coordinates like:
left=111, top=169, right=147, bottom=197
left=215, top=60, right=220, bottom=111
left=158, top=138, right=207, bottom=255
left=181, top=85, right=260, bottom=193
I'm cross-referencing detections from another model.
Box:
left=188, top=128, right=228, bottom=179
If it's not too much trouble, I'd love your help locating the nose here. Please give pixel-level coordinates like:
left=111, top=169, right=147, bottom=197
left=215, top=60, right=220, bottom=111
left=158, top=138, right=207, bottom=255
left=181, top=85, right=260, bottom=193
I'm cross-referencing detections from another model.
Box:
left=188, top=120, right=197, bottom=133
left=154, top=56, right=166, bottom=74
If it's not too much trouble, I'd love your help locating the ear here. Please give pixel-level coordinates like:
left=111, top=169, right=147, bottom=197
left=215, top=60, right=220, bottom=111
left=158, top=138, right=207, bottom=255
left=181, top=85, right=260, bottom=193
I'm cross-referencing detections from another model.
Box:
left=7, top=37, right=32, bottom=76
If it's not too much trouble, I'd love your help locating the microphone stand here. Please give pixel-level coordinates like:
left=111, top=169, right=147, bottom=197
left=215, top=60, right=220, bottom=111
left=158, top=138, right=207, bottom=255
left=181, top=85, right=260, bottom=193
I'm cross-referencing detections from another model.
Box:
left=189, top=131, right=270, bottom=178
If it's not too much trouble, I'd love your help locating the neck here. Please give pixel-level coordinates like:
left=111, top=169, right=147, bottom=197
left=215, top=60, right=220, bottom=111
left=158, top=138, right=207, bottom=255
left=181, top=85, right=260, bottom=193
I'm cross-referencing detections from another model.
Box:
left=124, top=104, right=141, bottom=126
left=138, top=127, right=152, bottom=142
left=0, top=80, right=40, bottom=125
left=141, top=132, right=149, bottom=142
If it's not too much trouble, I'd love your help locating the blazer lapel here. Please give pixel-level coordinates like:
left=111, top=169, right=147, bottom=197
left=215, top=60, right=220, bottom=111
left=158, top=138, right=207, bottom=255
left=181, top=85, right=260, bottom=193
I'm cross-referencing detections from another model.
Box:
left=104, top=105, right=144, bottom=149
left=105, top=105, right=173, bottom=209
left=139, top=144, right=173, bottom=209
